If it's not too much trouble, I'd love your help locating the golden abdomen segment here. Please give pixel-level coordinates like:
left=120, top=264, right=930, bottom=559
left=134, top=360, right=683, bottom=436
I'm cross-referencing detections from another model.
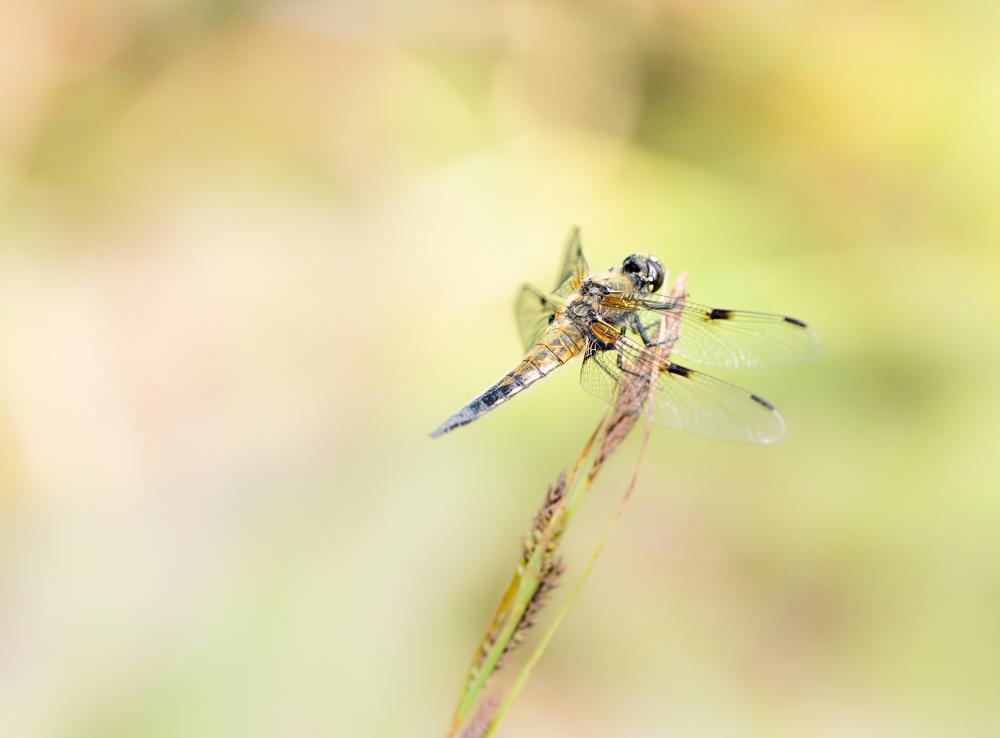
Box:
left=430, top=321, right=588, bottom=437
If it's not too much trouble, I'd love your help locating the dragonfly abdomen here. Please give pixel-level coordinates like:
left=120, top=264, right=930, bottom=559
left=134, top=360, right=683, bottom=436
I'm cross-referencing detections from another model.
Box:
left=429, top=322, right=586, bottom=437
left=525, top=320, right=587, bottom=374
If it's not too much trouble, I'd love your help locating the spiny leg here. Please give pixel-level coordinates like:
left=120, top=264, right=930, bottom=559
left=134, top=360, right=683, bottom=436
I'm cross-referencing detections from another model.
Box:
left=615, top=344, right=651, bottom=381
left=632, top=314, right=673, bottom=348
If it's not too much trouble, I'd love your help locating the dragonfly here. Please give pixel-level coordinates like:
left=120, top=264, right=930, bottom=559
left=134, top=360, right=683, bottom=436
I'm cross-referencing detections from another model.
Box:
left=430, top=227, right=820, bottom=443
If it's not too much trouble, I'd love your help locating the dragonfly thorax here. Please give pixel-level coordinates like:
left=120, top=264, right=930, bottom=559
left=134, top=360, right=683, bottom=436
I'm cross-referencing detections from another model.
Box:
left=564, top=278, right=634, bottom=336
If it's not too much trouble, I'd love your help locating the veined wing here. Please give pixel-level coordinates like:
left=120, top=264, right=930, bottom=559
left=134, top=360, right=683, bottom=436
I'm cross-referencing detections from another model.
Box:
left=514, top=284, right=559, bottom=352
left=610, top=292, right=821, bottom=369
left=579, top=335, right=786, bottom=444
left=552, top=226, right=589, bottom=297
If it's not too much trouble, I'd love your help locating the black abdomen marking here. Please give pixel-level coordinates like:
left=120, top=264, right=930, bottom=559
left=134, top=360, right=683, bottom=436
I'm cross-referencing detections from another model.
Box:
left=481, top=388, right=504, bottom=407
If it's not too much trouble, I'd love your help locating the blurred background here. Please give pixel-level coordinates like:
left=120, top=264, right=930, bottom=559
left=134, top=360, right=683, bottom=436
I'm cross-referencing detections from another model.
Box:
left=1, top=1, right=998, bottom=737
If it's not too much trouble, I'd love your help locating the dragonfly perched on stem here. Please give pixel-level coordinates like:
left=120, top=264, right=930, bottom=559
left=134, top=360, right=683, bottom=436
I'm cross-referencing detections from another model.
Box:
left=430, top=227, right=820, bottom=443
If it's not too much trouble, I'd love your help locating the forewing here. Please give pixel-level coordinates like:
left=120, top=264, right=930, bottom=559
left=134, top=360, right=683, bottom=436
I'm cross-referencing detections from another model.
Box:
left=631, top=294, right=821, bottom=368
left=580, top=338, right=786, bottom=444
left=649, top=360, right=786, bottom=444
left=514, top=284, right=558, bottom=352
left=552, top=226, right=589, bottom=296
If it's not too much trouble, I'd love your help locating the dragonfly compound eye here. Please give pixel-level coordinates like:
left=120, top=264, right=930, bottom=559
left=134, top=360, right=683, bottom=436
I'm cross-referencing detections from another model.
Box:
left=648, top=258, right=664, bottom=293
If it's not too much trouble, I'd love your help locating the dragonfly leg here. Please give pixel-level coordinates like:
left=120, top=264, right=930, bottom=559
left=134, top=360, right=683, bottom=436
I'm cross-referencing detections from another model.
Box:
left=631, top=314, right=673, bottom=348
left=615, top=346, right=652, bottom=381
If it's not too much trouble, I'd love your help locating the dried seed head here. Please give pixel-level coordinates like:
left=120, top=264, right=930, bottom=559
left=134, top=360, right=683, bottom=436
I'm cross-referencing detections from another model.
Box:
left=496, top=554, right=564, bottom=669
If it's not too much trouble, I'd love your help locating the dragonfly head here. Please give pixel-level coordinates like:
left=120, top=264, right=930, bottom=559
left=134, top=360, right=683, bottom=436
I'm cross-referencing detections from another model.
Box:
left=621, top=254, right=664, bottom=293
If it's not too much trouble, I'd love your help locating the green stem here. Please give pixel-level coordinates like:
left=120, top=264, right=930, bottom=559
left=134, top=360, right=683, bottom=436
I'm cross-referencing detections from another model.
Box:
left=483, top=419, right=654, bottom=736
left=446, top=417, right=607, bottom=737
left=453, top=512, right=557, bottom=721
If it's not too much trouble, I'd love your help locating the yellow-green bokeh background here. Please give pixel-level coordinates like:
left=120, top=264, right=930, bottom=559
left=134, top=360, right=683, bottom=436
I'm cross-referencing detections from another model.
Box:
left=1, top=2, right=999, bottom=737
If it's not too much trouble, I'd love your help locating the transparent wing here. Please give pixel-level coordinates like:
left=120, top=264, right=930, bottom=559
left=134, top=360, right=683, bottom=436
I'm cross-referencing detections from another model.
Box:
left=580, top=337, right=786, bottom=444
left=552, top=226, right=589, bottom=297
left=579, top=342, right=623, bottom=405
left=514, top=284, right=558, bottom=352
left=618, top=292, right=821, bottom=368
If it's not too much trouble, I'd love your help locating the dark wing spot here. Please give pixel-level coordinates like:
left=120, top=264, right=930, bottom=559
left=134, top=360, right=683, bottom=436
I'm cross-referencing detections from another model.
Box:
left=666, top=363, right=692, bottom=378
left=708, top=308, right=733, bottom=320
left=783, top=316, right=808, bottom=328
left=750, top=393, right=775, bottom=411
